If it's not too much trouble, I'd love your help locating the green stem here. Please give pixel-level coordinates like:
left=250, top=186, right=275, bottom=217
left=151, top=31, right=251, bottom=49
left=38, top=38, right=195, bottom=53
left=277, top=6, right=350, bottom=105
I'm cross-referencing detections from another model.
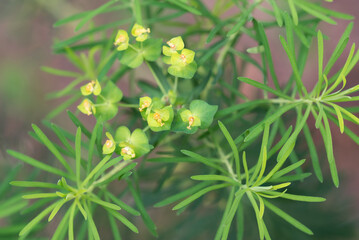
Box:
left=89, top=161, right=129, bottom=189
left=173, top=76, right=178, bottom=93
left=128, top=43, right=139, bottom=52
left=146, top=61, right=167, bottom=96
left=201, top=34, right=238, bottom=99
left=117, top=103, right=138, bottom=108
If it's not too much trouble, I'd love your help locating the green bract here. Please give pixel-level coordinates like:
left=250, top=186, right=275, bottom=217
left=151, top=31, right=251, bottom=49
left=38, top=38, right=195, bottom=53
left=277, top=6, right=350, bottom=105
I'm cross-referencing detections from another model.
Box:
left=114, top=30, right=129, bottom=51
left=103, top=132, right=116, bottom=154
left=173, top=100, right=218, bottom=134
left=115, top=126, right=152, bottom=160
left=170, top=49, right=195, bottom=67
left=80, top=80, right=101, bottom=96
left=120, top=38, right=162, bottom=68
left=77, top=98, right=96, bottom=116
left=95, top=81, right=123, bottom=121
left=147, top=106, right=174, bottom=132
left=168, top=61, right=197, bottom=79
left=163, top=36, right=184, bottom=56
left=131, top=23, right=150, bottom=42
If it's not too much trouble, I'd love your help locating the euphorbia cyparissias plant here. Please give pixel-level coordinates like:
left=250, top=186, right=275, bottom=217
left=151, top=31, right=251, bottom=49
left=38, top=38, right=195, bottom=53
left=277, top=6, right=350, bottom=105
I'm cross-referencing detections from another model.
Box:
left=4, top=1, right=359, bottom=240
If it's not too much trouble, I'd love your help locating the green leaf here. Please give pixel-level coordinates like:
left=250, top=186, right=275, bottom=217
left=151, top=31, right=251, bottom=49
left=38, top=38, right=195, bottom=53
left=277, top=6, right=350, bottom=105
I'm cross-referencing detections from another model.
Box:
left=227, top=2, right=259, bottom=36
left=172, top=183, right=230, bottom=210
left=168, top=61, right=197, bottom=79
left=32, top=124, right=73, bottom=175
left=127, top=180, right=158, bottom=237
left=75, top=127, right=82, bottom=186
left=268, top=0, right=283, bottom=26
left=265, top=192, right=325, bottom=202
left=246, top=191, right=265, bottom=240
left=83, top=202, right=100, bottom=240
left=317, top=30, right=324, bottom=96
left=82, top=155, right=112, bottom=187
left=303, top=124, right=323, bottom=182
left=221, top=189, right=246, bottom=240
left=142, top=38, right=162, bottom=61
left=46, top=94, right=81, bottom=120
left=107, top=209, right=139, bottom=233
left=50, top=205, right=71, bottom=240
left=288, top=0, right=298, bottom=25
left=68, top=202, right=76, bottom=240
left=11, top=181, right=62, bottom=189
left=75, top=0, right=118, bottom=32
left=20, top=201, right=58, bottom=237
left=238, top=77, right=290, bottom=100
left=294, top=0, right=336, bottom=25
left=269, top=159, right=306, bottom=180
left=95, top=82, right=123, bottom=121
left=41, top=66, right=81, bottom=78
left=267, top=125, right=293, bottom=159
left=106, top=192, right=140, bottom=216
left=218, top=121, right=240, bottom=180
left=154, top=182, right=211, bottom=207
left=48, top=199, right=68, bottom=222
left=166, top=0, right=202, bottom=15
left=181, top=150, right=228, bottom=174
left=191, top=175, right=238, bottom=184
left=324, top=23, right=353, bottom=76
left=190, top=100, right=218, bottom=129
left=88, top=195, right=121, bottom=211
left=120, top=46, right=144, bottom=68
left=0, top=197, right=28, bottom=218
left=7, top=150, right=74, bottom=180
left=22, top=193, right=58, bottom=199
left=253, top=19, right=280, bottom=90
left=263, top=199, right=313, bottom=235
left=67, top=111, right=92, bottom=138
left=130, top=129, right=151, bottom=157
left=279, top=35, right=308, bottom=97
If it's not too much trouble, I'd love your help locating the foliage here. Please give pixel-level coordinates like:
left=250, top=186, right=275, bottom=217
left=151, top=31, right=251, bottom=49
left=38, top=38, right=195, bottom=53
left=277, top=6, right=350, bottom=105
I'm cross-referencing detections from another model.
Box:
left=2, top=0, right=359, bottom=239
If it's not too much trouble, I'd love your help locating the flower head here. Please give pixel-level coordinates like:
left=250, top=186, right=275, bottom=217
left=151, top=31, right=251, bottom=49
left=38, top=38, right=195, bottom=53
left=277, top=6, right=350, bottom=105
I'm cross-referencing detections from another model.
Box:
left=78, top=99, right=96, bottom=116
left=163, top=36, right=185, bottom=56
left=139, top=96, right=152, bottom=112
left=102, top=132, right=116, bottom=154
left=171, top=48, right=195, bottom=67
left=80, top=80, right=101, bottom=96
left=131, top=23, right=150, bottom=42
left=114, top=30, right=129, bottom=51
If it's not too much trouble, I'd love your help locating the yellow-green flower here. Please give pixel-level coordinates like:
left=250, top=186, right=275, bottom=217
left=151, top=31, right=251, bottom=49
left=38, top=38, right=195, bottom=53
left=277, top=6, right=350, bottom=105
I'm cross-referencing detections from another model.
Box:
left=114, top=30, right=129, bottom=51
left=163, top=36, right=184, bottom=56
left=77, top=99, right=96, bottom=116
left=171, top=48, right=195, bottom=67
left=131, top=23, right=150, bottom=42
left=80, top=80, right=101, bottom=96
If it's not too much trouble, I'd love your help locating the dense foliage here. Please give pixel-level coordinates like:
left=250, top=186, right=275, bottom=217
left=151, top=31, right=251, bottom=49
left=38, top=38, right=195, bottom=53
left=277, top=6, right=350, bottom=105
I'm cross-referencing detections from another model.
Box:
left=2, top=0, right=359, bottom=239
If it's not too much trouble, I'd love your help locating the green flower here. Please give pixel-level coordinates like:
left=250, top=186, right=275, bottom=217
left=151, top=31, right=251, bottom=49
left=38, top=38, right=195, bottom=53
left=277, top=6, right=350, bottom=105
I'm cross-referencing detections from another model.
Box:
left=77, top=98, right=96, bottom=116
left=80, top=80, right=101, bottom=96
left=131, top=23, right=150, bottom=42
left=171, top=48, right=195, bottom=67
left=115, top=126, right=152, bottom=160
left=147, top=106, right=174, bottom=132
left=139, top=96, right=152, bottom=112
left=114, top=30, right=129, bottom=51
left=163, top=36, right=184, bottom=56
left=102, top=132, right=116, bottom=155
left=180, top=109, right=201, bottom=129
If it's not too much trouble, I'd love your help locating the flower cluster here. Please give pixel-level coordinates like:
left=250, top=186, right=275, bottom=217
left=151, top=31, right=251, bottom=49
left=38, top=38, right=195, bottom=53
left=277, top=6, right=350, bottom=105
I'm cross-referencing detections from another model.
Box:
left=163, top=36, right=197, bottom=79
left=139, top=96, right=217, bottom=133
left=77, top=81, right=123, bottom=121
left=102, top=126, right=152, bottom=160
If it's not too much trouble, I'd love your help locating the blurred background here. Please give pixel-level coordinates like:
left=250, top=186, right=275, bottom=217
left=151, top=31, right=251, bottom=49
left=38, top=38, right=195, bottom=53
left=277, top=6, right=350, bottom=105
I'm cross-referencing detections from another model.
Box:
left=0, top=0, right=359, bottom=239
